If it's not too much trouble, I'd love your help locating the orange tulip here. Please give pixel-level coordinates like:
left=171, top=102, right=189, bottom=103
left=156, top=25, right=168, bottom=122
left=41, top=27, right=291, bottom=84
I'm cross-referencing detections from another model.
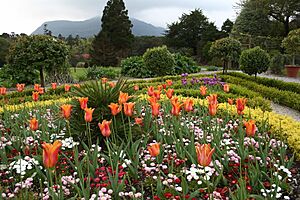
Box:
left=38, top=87, right=44, bottom=94
left=108, top=103, right=122, bottom=116
left=78, top=97, right=88, bottom=110
left=34, top=84, right=40, bottom=91
left=32, top=91, right=39, bottom=101
left=153, top=90, right=161, bottom=100
left=171, top=101, right=182, bottom=116
left=244, top=120, right=256, bottom=137
left=208, top=103, right=217, bottom=116
left=0, top=87, right=6, bottom=95
left=151, top=103, right=160, bottom=117
left=135, top=117, right=143, bottom=125
left=29, top=118, right=38, bottom=131
left=98, top=120, right=112, bottom=137
left=118, top=91, right=131, bottom=105
left=16, top=84, right=25, bottom=92
left=42, top=140, right=62, bottom=169
left=223, top=84, right=230, bottom=93
left=124, top=102, right=135, bottom=117
left=61, top=104, right=72, bottom=119
left=64, top=84, right=71, bottom=92
left=157, top=85, right=163, bottom=91
left=171, top=97, right=179, bottom=104
left=166, top=79, right=173, bottom=86
left=165, top=89, right=174, bottom=99
left=147, top=86, right=154, bottom=96
left=84, top=108, right=94, bottom=123
left=207, top=94, right=218, bottom=105
left=148, top=143, right=160, bottom=157
left=74, top=84, right=80, bottom=88
left=228, top=98, right=234, bottom=105
left=102, top=77, right=108, bottom=83
left=200, top=86, right=207, bottom=96
left=51, top=83, right=57, bottom=90
left=133, top=85, right=139, bottom=91
left=109, top=82, right=115, bottom=88
left=236, top=98, right=247, bottom=115
left=183, top=98, right=194, bottom=112
left=148, top=96, right=157, bottom=105
left=195, top=143, right=215, bottom=167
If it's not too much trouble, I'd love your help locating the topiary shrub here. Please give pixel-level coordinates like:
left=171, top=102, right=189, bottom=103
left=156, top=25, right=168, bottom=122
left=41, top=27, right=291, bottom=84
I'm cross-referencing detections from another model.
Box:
left=282, top=28, right=300, bottom=65
left=270, top=53, right=285, bottom=75
left=120, top=56, right=153, bottom=78
left=173, top=53, right=200, bottom=74
left=143, top=46, right=175, bottom=77
left=239, top=46, right=270, bottom=77
left=86, top=66, right=119, bottom=79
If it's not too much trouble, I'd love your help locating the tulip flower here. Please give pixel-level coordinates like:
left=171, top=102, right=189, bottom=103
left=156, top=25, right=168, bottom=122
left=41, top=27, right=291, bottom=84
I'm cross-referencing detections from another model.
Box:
left=29, top=118, right=38, bottom=131
left=102, top=77, right=108, bottom=83
left=16, top=84, right=25, bottom=92
left=38, top=87, right=44, bottom=94
left=236, top=98, right=247, bottom=115
left=153, top=90, right=161, bottom=100
left=171, top=96, right=179, bottom=104
left=73, top=84, right=80, bottom=88
left=171, top=101, right=182, bottom=116
left=157, top=85, right=163, bottom=91
left=84, top=108, right=94, bottom=123
left=148, top=143, right=160, bottom=157
left=109, top=82, right=115, bottom=88
left=61, top=104, right=72, bottom=119
left=151, top=103, right=160, bottom=117
left=200, top=86, right=207, bottom=96
left=118, top=91, right=131, bottom=105
left=244, top=119, right=256, bottom=137
left=135, top=117, right=143, bottom=125
left=42, top=140, right=62, bottom=169
left=195, top=143, right=215, bottom=167
left=207, top=94, right=218, bottom=105
left=99, top=120, right=112, bottom=137
left=124, top=102, right=135, bottom=117
left=108, top=103, right=122, bottom=116
left=133, top=85, right=139, bottom=91
left=147, top=86, right=154, bottom=96
left=0, top=87, right=6, bottom=95
left=51, top=83, right=57, bottom=90
left=166, top=79, right=173, bottom=86
left=65, top=84, right=71, bottom=92
left=148, top=96, right=157, bottom=105
left=34, top=84, right=40, bottom=91
left=32, top=91, right=39, bottom=101
left=165, top=89, right=174, bottom=99
left=223, top=84, right=230, bottom=93
left=228, top=98, right=234, bottom=105
left=208, top=103, right=217, bottom=116
left=78, top=97, right=88, bottom=110
left=183, top=98, right=194, bottom=112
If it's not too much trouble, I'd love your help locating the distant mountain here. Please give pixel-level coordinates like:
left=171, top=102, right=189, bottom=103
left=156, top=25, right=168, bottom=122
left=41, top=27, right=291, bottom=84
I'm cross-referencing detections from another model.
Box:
left=32, top=17, right=165, bottom=37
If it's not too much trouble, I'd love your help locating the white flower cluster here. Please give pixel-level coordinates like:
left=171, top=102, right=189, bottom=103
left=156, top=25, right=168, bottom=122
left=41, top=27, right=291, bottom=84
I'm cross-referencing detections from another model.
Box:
left=90, top=188, right=113, bottom=200
left=61, top=137, right=79, bottom=149
left=184, top=164, right=216, bottom=183
left=119, top=191, right=142, bottom=199
left=0, top=136, right=12, bottom=149
left=9, top=156, right=39, bottom=175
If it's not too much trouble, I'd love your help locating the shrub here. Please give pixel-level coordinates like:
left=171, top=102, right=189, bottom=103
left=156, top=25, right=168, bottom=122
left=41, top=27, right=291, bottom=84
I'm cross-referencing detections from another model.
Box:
left=239, top=46, right=271, bottom=77
left=206, top=66, right=219, bottom=71
left=173, top=53, right=200, bottom=74
left=120, top=56, right=153, bottom=78
left=86, top=66, right=119, bottom=79
left=270, top=53, right=285, bottom=74
left=282, top=28, right=300, bottom=65
left=143, top=46, right=175, bottom=76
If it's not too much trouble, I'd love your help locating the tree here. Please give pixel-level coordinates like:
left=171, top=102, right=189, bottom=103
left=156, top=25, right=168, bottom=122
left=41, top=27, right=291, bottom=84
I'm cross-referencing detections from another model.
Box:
left=221, top=19, right=234, bottom=36
left=91, top=0, right=134, bottom=66
left=165, top=9, right=220, bottom=58
left=282, top=28, right=300, bottom=65
left=209, top=37, right=241, bottom=73
left=0, top=38, right=10, bottom=67
left=6, top=35, right=69, bottom=86
left=239, top=46, right=271, bottom=77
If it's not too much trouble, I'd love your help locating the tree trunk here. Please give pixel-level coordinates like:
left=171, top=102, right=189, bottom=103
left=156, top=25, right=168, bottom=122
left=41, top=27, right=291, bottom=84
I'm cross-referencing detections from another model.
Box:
left=40, top=67, right=45, bottom=88
left=284, top=16, right=290, bottom=36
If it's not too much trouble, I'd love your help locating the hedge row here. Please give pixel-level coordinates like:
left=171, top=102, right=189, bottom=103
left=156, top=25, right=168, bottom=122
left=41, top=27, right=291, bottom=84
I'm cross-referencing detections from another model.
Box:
left=222, top=75, right=300, bottom=111
left=227, top=72, right=300, bottom=94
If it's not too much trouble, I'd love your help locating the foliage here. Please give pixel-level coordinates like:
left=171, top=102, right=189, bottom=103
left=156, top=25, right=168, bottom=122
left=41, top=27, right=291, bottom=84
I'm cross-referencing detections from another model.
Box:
left=173, top=53, right=199, bottom=74
left=221, top=19, right=234, bottom=36
left=209, top=37, right=241, bottom=73
left=270, top=53, right=285, bottom=74
left=239, top=46, right=270, bottom=77
left=131, top=36, right=165, bottom=56
left=282, top=28, right=300, bottom=65
left=91, top=0, right=134, bottom=66
left=86, top=66, right=120, bottom=79
left=120, top=56, right=152, bottom=78
left=206, top=66, right=220, bottom=71
left=0, top=37, right=10, bottom=67
left=6, top=35, right=69, bottom=86
left=143, top=46, right=175, bottom=76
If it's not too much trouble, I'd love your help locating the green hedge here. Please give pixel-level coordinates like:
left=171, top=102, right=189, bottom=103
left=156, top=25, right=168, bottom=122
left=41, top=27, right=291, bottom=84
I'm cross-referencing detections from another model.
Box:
left=227, top=72, right=300, bottom=94
left=222, top=75, right=300, bottom=111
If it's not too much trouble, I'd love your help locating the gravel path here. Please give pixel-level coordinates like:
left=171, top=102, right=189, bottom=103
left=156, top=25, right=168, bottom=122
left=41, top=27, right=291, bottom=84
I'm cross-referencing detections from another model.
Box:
left=258, top=73, right=300, bottom=84
left=270, top=102, right=300, bottom=122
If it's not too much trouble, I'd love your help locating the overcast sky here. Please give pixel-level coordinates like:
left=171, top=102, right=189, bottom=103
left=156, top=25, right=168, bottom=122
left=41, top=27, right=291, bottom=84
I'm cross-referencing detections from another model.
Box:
left=0, top=0, right=239, bottom=35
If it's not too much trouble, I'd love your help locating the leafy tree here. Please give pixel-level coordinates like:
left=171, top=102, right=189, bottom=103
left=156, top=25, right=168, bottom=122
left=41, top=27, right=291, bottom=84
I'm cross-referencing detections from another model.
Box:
left=282, top=28, right=300, bottom=65
left=0, top=38, right=10, bottom=67
left=6, top=35, right=69, bottom=86
left=221, top=19, right=234, bottom=36
left=240, top=46, right=271, bottom=77
left=165, top=9, right=220, bottom=58
left=131, top=36, right=165, bottom=56
left=91, top=0, right=134, bottom=66
left=209, top=37, right=241, bottom=73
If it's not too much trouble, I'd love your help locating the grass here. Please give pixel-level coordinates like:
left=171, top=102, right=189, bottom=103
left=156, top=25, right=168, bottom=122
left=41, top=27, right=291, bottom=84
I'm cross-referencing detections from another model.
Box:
left=70, top=67, right=88, bottom=81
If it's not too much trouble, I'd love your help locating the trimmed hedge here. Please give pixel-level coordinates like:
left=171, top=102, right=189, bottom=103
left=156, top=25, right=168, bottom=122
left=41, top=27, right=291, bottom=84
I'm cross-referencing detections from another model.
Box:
left=227, top=72, right=300, bottom=94
left=222, top=75, right=300, bottom=111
